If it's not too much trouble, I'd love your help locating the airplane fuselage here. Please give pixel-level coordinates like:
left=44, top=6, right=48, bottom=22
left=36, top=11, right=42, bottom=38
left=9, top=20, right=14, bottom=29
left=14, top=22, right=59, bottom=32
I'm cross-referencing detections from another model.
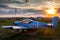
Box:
left=14, top=21, right=48, bottom=29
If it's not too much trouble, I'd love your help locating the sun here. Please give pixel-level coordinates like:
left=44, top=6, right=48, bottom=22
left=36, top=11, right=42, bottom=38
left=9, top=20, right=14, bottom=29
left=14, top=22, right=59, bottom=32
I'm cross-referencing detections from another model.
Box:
left=45, top=8, right=56, bottom=14
left=44, top=8, right=57, bottom=17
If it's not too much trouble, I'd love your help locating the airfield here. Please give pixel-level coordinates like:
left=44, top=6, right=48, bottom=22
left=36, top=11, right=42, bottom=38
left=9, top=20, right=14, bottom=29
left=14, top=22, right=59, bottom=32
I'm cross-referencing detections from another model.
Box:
left=0, top=17, right=60, bottom=40
left=0, top=0, right=60, bottom=40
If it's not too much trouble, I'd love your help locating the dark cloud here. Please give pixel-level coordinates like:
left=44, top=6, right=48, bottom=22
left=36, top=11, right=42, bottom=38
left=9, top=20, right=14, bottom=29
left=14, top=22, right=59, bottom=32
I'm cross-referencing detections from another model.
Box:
left=0, top=4, right=8, bottom=8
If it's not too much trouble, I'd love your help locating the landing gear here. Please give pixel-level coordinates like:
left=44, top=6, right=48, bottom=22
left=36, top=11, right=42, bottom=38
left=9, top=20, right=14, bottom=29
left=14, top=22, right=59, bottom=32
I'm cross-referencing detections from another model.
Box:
left=11, top=29, right=40, bottom=35
left=22, top=29, right=40, bottom=35
left=12, top=29, right=27, bottom=33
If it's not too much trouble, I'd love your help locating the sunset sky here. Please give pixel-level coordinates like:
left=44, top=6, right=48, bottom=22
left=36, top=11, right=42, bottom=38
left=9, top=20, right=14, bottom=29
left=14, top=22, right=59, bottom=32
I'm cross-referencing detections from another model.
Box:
left=0, top=0, right=60, bottom=18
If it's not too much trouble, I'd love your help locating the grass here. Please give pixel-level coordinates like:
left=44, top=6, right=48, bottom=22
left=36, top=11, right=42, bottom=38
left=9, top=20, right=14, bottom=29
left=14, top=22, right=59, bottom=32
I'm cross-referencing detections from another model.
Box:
left=0, top=19, right=60, bottom=40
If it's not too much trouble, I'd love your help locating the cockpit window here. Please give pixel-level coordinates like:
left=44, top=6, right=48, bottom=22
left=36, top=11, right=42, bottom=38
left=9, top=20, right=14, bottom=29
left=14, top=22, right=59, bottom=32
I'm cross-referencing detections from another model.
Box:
left=21, top=19, right=33, bottom=24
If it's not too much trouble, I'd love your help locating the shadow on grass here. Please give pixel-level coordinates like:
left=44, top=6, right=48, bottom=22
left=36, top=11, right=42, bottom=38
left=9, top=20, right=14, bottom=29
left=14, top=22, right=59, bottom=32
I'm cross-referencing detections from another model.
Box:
left=1, top=28, right=58, bottom=40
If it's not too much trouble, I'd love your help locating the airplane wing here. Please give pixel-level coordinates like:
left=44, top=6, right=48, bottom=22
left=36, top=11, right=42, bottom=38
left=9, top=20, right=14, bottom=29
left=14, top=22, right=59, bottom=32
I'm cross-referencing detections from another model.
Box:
left=1, top=26, right=28, bottom=29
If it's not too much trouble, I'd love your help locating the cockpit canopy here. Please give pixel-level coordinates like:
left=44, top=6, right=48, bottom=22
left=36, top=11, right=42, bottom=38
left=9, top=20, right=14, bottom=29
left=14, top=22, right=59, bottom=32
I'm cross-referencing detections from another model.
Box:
left=21, top=19, right=33, bottom=24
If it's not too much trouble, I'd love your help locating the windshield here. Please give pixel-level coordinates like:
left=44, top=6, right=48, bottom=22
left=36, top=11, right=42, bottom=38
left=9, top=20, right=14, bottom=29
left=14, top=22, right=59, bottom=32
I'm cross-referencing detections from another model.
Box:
left=21, top=19, right=33, bottom=24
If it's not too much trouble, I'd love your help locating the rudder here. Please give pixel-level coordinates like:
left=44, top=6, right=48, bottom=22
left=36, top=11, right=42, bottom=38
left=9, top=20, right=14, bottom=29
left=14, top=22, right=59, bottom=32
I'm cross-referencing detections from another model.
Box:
left=52, top=16, right=59, bottom=27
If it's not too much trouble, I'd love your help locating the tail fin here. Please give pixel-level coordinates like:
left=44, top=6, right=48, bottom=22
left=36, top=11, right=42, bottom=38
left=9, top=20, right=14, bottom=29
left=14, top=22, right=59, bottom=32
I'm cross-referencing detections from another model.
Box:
left=52, top=16, right=59, bottom=27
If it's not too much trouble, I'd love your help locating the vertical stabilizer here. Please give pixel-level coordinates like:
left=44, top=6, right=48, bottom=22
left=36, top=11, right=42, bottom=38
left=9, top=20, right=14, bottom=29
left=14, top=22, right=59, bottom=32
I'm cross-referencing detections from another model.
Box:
left=52, top=16, right=59, bottom=27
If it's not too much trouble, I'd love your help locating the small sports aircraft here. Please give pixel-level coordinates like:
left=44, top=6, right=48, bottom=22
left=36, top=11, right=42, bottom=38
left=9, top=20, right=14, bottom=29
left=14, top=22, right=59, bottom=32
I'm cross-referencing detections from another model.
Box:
left=1, top=16, right=59, bottom=31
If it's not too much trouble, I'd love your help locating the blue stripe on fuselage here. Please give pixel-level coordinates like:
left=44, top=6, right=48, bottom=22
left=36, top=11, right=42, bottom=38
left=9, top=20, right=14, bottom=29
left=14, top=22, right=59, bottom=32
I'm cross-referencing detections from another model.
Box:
left=14, top=21, right=47, bottom=28
left=27, top=21, right=47, bottom=28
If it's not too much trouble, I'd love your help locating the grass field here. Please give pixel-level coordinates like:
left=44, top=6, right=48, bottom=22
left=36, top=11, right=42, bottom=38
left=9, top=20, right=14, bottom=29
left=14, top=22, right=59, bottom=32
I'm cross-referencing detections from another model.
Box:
left=0, top=18, right=60, bottom=40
